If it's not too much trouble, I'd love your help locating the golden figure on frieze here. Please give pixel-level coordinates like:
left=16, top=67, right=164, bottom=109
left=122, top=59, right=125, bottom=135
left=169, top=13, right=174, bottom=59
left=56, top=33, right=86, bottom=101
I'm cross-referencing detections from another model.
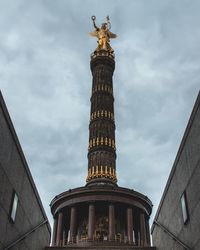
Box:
left=90, top=15, right=117, bottom=54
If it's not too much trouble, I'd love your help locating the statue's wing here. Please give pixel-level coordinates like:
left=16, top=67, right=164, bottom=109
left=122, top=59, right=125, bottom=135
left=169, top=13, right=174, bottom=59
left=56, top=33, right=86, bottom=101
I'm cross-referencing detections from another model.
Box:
left=89, top=31, right=98, bottom=37
left=108, top=31, right=117, bottom=39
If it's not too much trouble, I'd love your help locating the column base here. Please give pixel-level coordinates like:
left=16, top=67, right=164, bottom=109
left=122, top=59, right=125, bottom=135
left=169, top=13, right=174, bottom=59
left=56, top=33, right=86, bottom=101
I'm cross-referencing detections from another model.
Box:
left=46, top=245, right=156, bottom=250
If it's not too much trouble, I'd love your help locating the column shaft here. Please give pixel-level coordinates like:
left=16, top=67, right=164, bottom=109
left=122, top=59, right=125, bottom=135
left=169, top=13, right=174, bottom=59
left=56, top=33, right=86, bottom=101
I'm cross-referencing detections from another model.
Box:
left=109, top=204, right=115, bottom=240
left=62, top=231, right=66, bottom=246
left=87, top=55, right=117, bottom=185
left=140, top=212, right=147, bottom=246
left=52, top=216, right=58, bottom=246
left=88, top=204, right=95, bottom=240
left=56, top=211, right=63, bottom=246
left=69, top=207, right=77, bottom=242
left=127, top=207, right=133, bottom=243
left=146, top=217, right=151, bottom=245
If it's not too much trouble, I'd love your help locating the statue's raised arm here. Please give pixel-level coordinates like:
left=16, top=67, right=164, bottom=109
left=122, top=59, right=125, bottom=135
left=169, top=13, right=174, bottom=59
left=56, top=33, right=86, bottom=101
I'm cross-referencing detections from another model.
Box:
left=92, top=16, right=99, bottom=30
left=106, top=16, right=111, bottom=30
left=89, top=15, right=117, bottom=54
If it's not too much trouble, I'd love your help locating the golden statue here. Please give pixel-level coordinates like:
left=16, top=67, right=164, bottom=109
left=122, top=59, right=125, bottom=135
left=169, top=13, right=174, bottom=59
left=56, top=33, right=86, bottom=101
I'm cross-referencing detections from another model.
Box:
left=90, top=16, right=117, bottom=54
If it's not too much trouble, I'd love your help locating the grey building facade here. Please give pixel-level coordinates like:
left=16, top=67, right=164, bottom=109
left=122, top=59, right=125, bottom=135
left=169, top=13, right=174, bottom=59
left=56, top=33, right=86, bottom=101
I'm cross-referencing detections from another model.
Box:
left=152, top=91, right=200, bottom=250
left=0, top=91, right=51, bottom=250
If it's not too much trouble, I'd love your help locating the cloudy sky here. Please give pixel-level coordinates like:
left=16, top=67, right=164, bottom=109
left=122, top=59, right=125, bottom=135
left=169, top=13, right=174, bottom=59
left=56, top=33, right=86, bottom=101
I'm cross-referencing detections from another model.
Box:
left=1, top=0, right=200, bottom=230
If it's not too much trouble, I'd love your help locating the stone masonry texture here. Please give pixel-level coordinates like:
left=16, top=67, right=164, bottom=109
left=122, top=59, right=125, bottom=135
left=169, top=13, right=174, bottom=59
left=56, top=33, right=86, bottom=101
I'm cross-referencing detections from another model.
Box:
left=0, top=91, right=51, bottom=250
left=152, top=91, right=200, bottom=250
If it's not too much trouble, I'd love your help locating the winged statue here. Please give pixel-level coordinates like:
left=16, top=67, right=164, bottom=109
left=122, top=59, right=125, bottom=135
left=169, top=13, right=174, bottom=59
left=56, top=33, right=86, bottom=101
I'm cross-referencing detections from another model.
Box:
left=90, top=16, right=117, bottom=54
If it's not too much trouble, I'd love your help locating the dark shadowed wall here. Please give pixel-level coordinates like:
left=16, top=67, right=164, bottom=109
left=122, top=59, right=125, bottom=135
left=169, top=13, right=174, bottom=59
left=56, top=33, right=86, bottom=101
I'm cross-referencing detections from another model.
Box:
left=0, top=91, right=51, bottom=250
left=152, top=91, right=200, bottom=250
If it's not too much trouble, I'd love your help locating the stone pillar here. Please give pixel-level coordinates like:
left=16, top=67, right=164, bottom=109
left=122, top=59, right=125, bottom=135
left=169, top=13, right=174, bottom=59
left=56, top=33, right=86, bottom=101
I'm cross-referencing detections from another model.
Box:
left=69, top=206, right=77, bottom=242
left=127, top=207, right=133, bottom=243
left=52, top=216, right=58, bottom=246
left=109, top=203, right=115, bottom=241
left=56, top=211, right=63, bottom=246
left=62, top=231, right=66, bottom=246
left=146, top=217, right=151, bottom=245
left=140, top=212, right=147, bottom=246
left=87, top=53, right=117, bottom=186
left=88, top=204, right=95, bottom=241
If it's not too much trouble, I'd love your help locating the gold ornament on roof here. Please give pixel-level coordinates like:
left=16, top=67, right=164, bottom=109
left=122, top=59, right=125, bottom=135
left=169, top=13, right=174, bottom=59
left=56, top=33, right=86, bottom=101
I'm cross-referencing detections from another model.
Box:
left=90, top=15, right=117, bottom=54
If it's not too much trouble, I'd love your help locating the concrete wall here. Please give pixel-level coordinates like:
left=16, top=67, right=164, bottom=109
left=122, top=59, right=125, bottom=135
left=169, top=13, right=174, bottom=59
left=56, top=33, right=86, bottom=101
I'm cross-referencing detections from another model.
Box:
left=152, top=91, right=200, bottom=250
left=0, top=91, right=51, bottom=250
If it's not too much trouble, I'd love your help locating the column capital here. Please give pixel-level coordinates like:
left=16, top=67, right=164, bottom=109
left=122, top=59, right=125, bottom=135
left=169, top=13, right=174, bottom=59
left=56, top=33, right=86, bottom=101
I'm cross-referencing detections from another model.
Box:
left=108, top=201, right=115, bottom=205
left=88, top=201, right=96, bottom=204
